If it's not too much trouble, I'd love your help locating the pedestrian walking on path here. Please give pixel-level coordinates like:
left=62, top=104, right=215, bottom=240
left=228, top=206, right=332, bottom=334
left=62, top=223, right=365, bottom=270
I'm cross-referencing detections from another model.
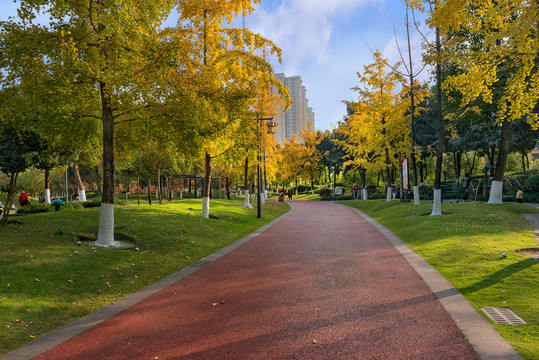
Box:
left=14, top=201, right=520, bottom=360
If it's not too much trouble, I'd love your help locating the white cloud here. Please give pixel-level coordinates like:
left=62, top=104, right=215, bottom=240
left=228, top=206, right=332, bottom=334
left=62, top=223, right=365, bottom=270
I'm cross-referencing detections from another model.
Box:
left=249, top=0, right=378, bottom=75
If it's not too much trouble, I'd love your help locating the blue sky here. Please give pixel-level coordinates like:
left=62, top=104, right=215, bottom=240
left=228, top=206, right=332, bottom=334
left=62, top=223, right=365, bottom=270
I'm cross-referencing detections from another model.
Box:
left=247, top=0, right=432, bottom=131
left=0, top=0, right=432, bottom=131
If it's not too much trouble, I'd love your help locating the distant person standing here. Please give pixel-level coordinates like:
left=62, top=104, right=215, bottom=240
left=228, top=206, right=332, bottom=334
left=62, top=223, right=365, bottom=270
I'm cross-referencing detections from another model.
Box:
left=288, top=188, right=292, bottom=201
left=353, top=183, right=359, bottom=199
left=463, top=173, right=472, bottom=200
left=516, top=187, right=524, bottom=203
left=18, top=190, right=29, bottom=206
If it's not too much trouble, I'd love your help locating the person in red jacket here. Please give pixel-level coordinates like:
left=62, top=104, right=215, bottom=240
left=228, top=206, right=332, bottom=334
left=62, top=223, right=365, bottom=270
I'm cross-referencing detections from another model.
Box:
left=18, top=190, right=29, bottom=206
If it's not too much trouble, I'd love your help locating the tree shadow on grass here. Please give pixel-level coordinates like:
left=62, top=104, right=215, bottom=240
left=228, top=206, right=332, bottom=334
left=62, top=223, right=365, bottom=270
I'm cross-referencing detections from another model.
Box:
left=459, top=258, right=538, bottom=295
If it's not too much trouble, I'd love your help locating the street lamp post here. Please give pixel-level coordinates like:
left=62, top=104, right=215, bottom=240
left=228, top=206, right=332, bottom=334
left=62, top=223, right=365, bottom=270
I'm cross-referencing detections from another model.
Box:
left=257, top=116, right=275, bottom=218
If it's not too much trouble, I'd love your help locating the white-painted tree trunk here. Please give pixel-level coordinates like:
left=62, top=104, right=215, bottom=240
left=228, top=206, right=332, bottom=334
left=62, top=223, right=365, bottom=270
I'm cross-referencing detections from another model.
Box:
left=312, top=189, right=315, bottom=197
left=413, top=185, right=420, bottom=205
left=95, top=203, right=119, bottom=247
left=243, top=190, right=254, bottom=209
left=201, top=197, right=210, bottom=218
left=79, top=189, right=87, bottom=202
left=431, top=189, right=442, bottom=216
left=264, top=190, right=268, bottom=201
left=45, top=189, right=51, bottom=204
left=260, top=191, right=265, bottom=204
left=386, top=187, right=392, bottom=201
left=362, top=189, right=368, bottom=200
left=180, top=190, right=183, bottom=200
left=487, top=180, right=503, bottom=204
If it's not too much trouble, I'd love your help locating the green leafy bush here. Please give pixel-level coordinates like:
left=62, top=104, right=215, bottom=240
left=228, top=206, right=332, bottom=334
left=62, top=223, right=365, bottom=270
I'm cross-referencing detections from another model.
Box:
left=63, top=202, right=83, bottom=210
left=319, top=188, right=331, bottom=198
left=16, top=203, right=52, bottom=214
left=82, top=201, right=101, bottom=208
left=82, top=199, right=128, bottom=208
left=525, top=174, right=539, bottom=192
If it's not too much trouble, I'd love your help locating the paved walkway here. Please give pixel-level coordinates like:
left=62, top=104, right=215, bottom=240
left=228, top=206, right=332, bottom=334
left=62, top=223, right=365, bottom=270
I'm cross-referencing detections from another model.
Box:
left=3, top=201, right=522, bottom=360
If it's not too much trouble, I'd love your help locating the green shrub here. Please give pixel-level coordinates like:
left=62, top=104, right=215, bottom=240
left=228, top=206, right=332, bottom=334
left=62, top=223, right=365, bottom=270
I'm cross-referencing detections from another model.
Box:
left=319, top=188, right=331, bottom=198
left=63, top=202, right=84, bottom=210
left=82, top=199, right=128, bottom=208
left=82, top=201, right=101, bottom=208
left=16, top=203, right=52, bottom=214
left=525, top=174, right=539, bottom=192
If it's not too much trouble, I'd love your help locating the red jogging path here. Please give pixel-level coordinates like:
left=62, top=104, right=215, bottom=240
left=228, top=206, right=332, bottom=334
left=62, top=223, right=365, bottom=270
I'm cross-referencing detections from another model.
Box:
left=12, top=201, right=500, bottom=359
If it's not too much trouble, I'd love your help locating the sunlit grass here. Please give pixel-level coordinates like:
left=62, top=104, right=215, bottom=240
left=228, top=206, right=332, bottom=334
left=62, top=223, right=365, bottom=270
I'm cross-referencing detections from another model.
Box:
left=344, top=200, right=539, bottom=360
left=0, top=197, right=289, bottom=355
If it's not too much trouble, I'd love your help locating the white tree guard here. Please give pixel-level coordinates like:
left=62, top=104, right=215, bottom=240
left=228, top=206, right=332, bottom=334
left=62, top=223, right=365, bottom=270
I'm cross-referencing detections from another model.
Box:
left=362, top=189, right=368, bottom=200
left=431, top=189, right=442, bottom=216
left=386, top=187, right=392, bottom=201
left=264, top=190, right=268, bottom=201
left=487, top=180, right=504, bottom=204
left=243, top=190, right=254, bottom=209
left=260, top=192, right=265, bottom=204
left=202, top=197, right=210, bottom=218
left=79, top=189, right=87, bottom=202
left=96, top=203, right=119, bottom=247
left=45, top=189, right=51, bottom=204
left=413, top=185, right=420, bottom=205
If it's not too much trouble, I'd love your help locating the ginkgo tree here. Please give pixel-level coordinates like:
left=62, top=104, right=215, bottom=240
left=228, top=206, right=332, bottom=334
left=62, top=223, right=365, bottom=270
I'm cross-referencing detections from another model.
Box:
left=343, top=51, right=410, bottom=201
left=166, top=0, right=289, bottom=218
left=1, top=1, right=178, bottom=246
left=299, top=122, right=323, bottom=197
left=427, top=0, right=539, bottom=204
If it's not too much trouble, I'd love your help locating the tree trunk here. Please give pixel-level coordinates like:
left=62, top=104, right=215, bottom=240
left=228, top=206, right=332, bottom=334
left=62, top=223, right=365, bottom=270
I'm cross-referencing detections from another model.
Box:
left=202, top=152, right=211, bottom=218
left=242, top=157, right=253, bottom=208
left=431, top=26, right=444, bottom=216
left=73, top=163, right=86, bottom=201
left=1, top=172, right=18, bottom=226
left=226, top=177, right=230, bottom=200
left=169, top=176, right=173, bottom=201
left=44, top=168, right=51, bottom=204
left=385, top=148, right=392, bottom=201
left=488, top=120, right=511, bottom=204
left=454, top=152, right=462, bottom=179
left=137, top=175, right=140, bottom=206
left=158, top=168, right=162, bottom=205
left=405, top=6, right=420, bottom=205
left=148, top=178, right=152, bottom=205
left=96, top=81, right=116, bottom=246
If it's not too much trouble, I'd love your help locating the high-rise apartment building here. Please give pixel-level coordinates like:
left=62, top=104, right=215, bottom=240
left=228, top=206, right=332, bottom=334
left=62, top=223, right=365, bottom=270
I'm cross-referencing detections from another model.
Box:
left=273, top=73, right=315, bottom=145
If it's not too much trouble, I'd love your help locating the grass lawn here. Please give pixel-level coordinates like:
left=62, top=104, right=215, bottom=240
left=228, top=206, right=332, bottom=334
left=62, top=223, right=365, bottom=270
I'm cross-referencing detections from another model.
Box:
left=0, top=196, right=289, bottom=356
left=343, top=199, right=539, bottom=360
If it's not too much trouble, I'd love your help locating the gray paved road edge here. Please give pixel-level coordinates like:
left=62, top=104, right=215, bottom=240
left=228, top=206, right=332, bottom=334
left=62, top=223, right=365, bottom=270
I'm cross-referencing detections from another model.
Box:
left=344, top=204, right=523, bottom=360
left=1, top=204, right=296, bottom=360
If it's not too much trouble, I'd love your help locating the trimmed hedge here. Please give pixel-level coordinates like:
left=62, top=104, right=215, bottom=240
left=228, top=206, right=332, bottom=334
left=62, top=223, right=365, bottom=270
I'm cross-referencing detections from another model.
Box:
left=82, top=199, right=128, bottom=208
left=63, top=202, right=84, bottom=210
left=16, top=203, right=52, bottom=214
left=319, top=188, right=331, bottom=198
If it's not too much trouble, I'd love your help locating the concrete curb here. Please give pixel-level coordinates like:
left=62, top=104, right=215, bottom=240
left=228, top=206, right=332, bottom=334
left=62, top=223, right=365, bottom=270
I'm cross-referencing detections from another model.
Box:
left=1, top=203, right=296, bottom=360
left=344, top=205, right=523, bottom=360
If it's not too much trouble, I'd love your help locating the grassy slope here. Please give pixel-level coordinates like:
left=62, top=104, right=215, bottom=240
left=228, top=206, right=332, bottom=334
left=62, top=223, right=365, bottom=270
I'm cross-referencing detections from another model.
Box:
left=0, top=197, right=289, bottom=355
left=344, top=200, right=539, bottom=360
